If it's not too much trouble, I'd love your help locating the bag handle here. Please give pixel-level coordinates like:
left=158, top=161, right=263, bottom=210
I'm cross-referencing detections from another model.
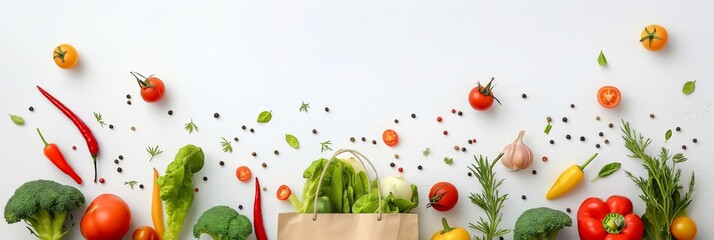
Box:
left=313, top=149, right=383, bottom=221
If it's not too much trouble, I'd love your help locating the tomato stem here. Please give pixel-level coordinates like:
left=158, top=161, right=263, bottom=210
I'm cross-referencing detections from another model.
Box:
left=53, top=46, right=67, bottom=63
left=478, top=77, right=501, bottom=105
left=130, top=71, right=154, bottom=89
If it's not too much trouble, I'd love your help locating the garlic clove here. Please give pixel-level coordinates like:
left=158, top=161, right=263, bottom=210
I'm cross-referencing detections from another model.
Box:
left=501, top=130, right=533, bottom=171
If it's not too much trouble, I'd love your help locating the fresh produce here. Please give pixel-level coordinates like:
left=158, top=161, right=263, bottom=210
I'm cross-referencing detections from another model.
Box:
left=469, top=153, right=511, bottom=240
left=156, top=145, right=205, bottom=240
left=640, top=24, right=668, bottom=51
left=236, top=166, right=252, bottom=182
left=597, top=50, right=607, bottom=66
left=80, top=193, right=132, bottom=240
left=591, top=162, right=621, bottom=182
left=381, top=175, right=412, bottom=200
left=256, top=110, right=272, bottom=123
left=53, top=44, right=78, bottom=69
left=500, top=130, right=533, bottom=171
left=193, top=205, right=252, bottom=240
left=514, top=207, right=572, bottom=240
left=151, top=168, right=165, bottom=238
left=147, top=145, right=164, bottom=161
left=382, top=129, right=399, bottom=147
left=277, top=185, right=301, bottom=210
left=670, top=216, right=697, bottom=240
left=351, top=184, right=418, bottom=213
left=37, top=86, right=100, bottom=182
left=545, top=153, right=598, bottom=200
left=597, top=86, right=621, bottom=108
left=184, top=119, right=199, bottom=133
left=621, top=121, right=695, bottom=240
left=36, top=128, right=83, bottom=184
left=254, top=178, right=267, bottom=240
left=4, top=180, right=85, bottom=240
left=133, top=226, right=159, bottom=240
left=285, top=134, right=300, bottom=149
left=468, top=77, right=501, bottom=111
left=131, top=72, right=166, bottom=103
left=220, top=138, right=233, bottom=153
left=427, top=182, right=458, bottom=211
left=577, top=195, right=644, bottom=240
left=9, top=114, right=24, bottom=125
left=682, top=80, right=696, bottom=95
left=431, top=218, right=470, bottom=240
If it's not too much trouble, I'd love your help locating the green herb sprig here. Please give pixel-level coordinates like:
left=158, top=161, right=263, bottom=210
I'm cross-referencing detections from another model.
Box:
left=320, top=140, right=332, bottom=152
left=184, top=119, right=198, bottom=133
left=146, top=145, right=163, bottom=161
left=124, top=180, right=138, bottom=189
left=423, top=147, right=431, bottom=157
left=443, top=157, right=454, bottom=165
left=220, top=137, right=233, bottom=153
left=93, top=112, right=106, bottom=128
left=469, top=153, right=510, bottom=240
left=299, top=101, right=310, bottom=112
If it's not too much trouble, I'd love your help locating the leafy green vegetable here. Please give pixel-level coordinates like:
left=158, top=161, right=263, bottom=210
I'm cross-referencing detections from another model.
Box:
left=9, top=114, right=24, bottom=125
left=193, top=205, right=252, bottom=240
left=147, top=145, right=163, bottom=161
left=665, top=129, right=672, bottom=142
left=544, top=123, right=552, bottom=135
left=444, top=157, right=454, bottom=165
left=422, top=147, right=431, bottom=157
left=184, top=119, right=199, bottom=133
left=591, top=162, right=621, bottom=182
left=220, top=137, right=233, bottom=153
left=514, top=207, right=572, bottom=240
left=257, top=111, right=272, bottom=123
left=125, top=180, right=138, bottom=189
left=285, top=134, right=300, bottom=149
left=469, top=153, right=510, bottom=240
left=320, top=140, right=332, bottom=152
left=682, top=80, right=696, bottom=95
left=157, top=145, right=205, bottom=240
left=299, top=101, right=310, bottom=112
left=93, top=112, right=106, bottom=128
left=598, top=50, right=607, bottom=66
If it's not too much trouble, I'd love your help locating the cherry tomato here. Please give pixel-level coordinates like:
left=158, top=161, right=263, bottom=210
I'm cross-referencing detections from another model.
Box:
left=427, top=182, right=459, bottom=211
left=640, top=25, right=668, bottom=51
left=670, top=216, right=697, bottom=240
left=132, top=226, right=159, bottom=240
left=131, top=72, right=166, bottom=103
left=277, top=185, right=291, bottom=200
left=382, top=129, right=399, bottom=147
left=80, top=194, right=132, bottom=240
left=53, top=44, right=78, bottom=69
left=468, top=77, right=501, bottom=111
left=236, top=166, right=252, bottom=182
left=597, top=86, right=621, bottom=108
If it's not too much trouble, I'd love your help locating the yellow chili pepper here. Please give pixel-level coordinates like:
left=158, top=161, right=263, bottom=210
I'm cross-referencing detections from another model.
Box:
left=546, top=153, right=598, bottom=200
left=432, top=218, right=470, bottom=240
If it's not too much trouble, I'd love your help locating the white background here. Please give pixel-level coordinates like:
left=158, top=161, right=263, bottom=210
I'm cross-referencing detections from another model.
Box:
left=2, top=1, right=713, bottom=239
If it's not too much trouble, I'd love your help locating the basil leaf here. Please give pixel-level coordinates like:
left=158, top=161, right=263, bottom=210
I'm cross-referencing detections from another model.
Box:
left=665, top=129, right=672, bottom=142
left=285, top=134, right=300, bottom=149
left=598, top=51, right=607, bottom=66
left=591, top=162, right=621, bottom=182
left=682, top=80, right=696, bottom=95
left=9, top=114, right=24, bottom=125
left=544, top=123, right=552, bottom=135
left=257, top=110, right=272, bottom=123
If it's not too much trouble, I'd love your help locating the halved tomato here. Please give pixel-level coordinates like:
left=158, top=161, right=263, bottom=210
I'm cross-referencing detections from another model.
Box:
left=277, top=185, right=291, bottom=200
left=383, top=129, right=399, bottom=147
left=597, top=86, right=621, bottom=108
left=236, top=166, right=252, bottom=182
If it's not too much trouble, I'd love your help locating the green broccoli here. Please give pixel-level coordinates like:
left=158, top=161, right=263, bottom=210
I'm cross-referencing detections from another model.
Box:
left=193, top=205, right=252, bottom=240
left=514, top=207, right=572, bottom=240
left=4, top=179, right=85, bottom=240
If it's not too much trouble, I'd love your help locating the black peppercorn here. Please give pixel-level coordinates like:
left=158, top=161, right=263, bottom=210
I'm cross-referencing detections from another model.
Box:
left=250, top=128, right=254, bottom=133
left=580, top=136, right=585, bottom=141
left=468, top=139, right=473, bottom=144
left=693, top=138, right=698, bottom=143
left=371, top=140, right=377, bottom=145
left=131, top=126, right=136, bottom=131
left=521, top=195, right=526, bottom=200
left=350, top=137, right=355, bottom=142
left=262, top=162, right=267, bottom=168
left=390, top=162, right=395, bottom=167
left=114, top=159, right=119, bottom=164
left=499, top=237, right=504, bottom=240
left=549, top=140, right=555, bottom=144
left=312, top=129, right=317, bottom=134
left=682, top=145, right=687, bottom=150
left=361, top=137, right=366, bottom=142
left=649, top=114, right=655, bottom=118
left=241, top=125, right=246, bottom=130
left=467, top=172, right=472, bottom=177
left=274, top=150, right=279, bottom=155
left=394, top=119, right=399, bottom=123
left=234, top=137, right=239, bottom=142
left=117, top=167, right=123, bottom=173
left=213, top=113, right=220, bottom=118
left=570, top=104, right=575, bottom=108
left=126, top=94, right=131, bottom=99
left=252, top=152, right=257, bottom=157
left=596, top=144, right=601, bottom=148
left=324, top=107, right=330, bottom=112
left=461, top=147, right=466, bottom=152
left=139, top=184, right=144, bottom=189
left=28, top=106, right=34, bottom=111
left=417, top=165, right=423, bottom=170
left=203, top=176, right=208, bottom=181
left=604, top=139, right=610, bottom=144
left=411, top=113, right=416, bottom=118
left=127, top=100, right=132, bottom=105
left=608, top=123, right=614, bottom=128
left=532, top=170, right=537, bottom=175
left=562, top=117, right=568, bottom=123
left=599, top=132, right=604, bottom=137
left=219, top=161, right=225, bottom=166
left=566, top=134, right=571, bottom=140
left=566, top=208, right=571, bottom=213
left=238, top=205, right=243, bottom=210
left=118, top=155, right=124, bottom=160
left=522, top=93, right=527, bottom=98
left=457, top=111, right=463, bottom=116
left=109, top=124, right=114, bottom=129
left=168, top=110, right=173, bottom=115
left=676, top=127, right=681, bottom=131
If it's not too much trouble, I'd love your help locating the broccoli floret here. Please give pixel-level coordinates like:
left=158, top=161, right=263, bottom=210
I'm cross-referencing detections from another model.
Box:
left=193, top=205, right=252, bottom=240
left=4, top=180, right=85, bottom=240
left=514, top=207, right=572, bottom=240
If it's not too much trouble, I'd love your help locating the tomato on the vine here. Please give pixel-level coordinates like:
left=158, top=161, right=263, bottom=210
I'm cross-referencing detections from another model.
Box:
left=131, top=72, right=166, bottom=103
left=670, top=216, right=697, bottom=240
left=597, top=86, right=621, bottom=108
left=468, top=77, right=501, bottom=111
left=53, top=44, right=79, bottom=69
left=640, top=25, right=668, bottom=51
left=427, top=182, right=459, bottom=211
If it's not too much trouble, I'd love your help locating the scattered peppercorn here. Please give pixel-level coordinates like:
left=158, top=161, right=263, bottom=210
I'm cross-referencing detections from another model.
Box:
left=451, top=109, right=456, bottom=114
left=131, top=126, right=136, bottom=131
left=468, top=139, right=473, bottom=144
left=566, top=208, right=571, bottom=213
left=566, top=134, right=571, bottom=140
left=682, top=145, right=687, bottom=150
left=139, top=184, right=144, bottom=189
left=213, top=113, right=220, bottom=118
left=437, top=116, right=442, bottom=122
left=114, top=159, right=119, bottom=164
left=398, top=167, right=403, bottom=173
left=126, top=94, right=131, bottom=99
left=595, top=144, right=601, bottom=148
left=596, top=116, right=601, bottom=121
left=499, top=237, right=504, bottom=240
left=168, top=110, right=173, bottom=115
left=542, top=156, right=548, bottom=162
left=28, top=106, right=34, bottom=112
left=219, top=161, right=225, bottom=166
left=234, top=137, right=239, bottom=142
left=461, top=147, right=466, bottom=152
left=274, top=150, right=279, bottom=155
left=312, top=129, right=317, bottom=134
left=109, top=124, right=114, bottom=129
left=467, top=172, right=472, bottom=177
left=390, top=162, right=395, bottom=168
left=118, top=155, right=124, bottom=160
left=394, top=154, right=399, bottom=159
left=580, top=136, right=585, bottom=141
left=547, top=117, right=552, bottom=123
left=521, top=195, right=527, bottom=200
left=472, top=139, right=477, bottom=143
left=693, top=138, right=698, bottom=143
left=649, top=114, right=655, bottom=118
left=203, top=176, right=208, bottom=181
left=417, top=165, right=423, bottom=170
left=350, top=137, right=355, bottom=142
left=127, top=100, right=132, bottom=105
left=549, top=140, right=555, bottom=144
left=443, top=130, right=448, bottom=135
left=371, top=140, right=377, bottom=145
left=238, top=205, right=243, bottom=210
left=262, top=186, right=267, bottom=191
left=262, top=163, right=267, bottom=168
left=394, top=119, right=399, bottom=123
left=361, top=137, right=366, bottom=142
left=117, top=167, right=123, bottom=173
left=608, top=123, right=614, bottom=128
left=72, top=146, right=77, bottom=150
left=250, top=128, right=254, bottom=133
left=522, top=93, right=527, bottom=99
left=604, top=139, right=610, bottom=144
left=324, top=107, right=330, bottom=112
left=252, top=152, right=257, bottom=157
left=99, top=178, right=105, bottom=183
left=194, top=188, right=199, bottom=192
left=411, top=113, right=416, bottom=118
left=532, top=170, right=537, bottom=175
left=599, top=132, right=604, bottom=137
left=454, top=145, right=460, bottom=151
left=676, top=127, right=681, bottom=131
left=570, top=104, right=575, bottom=108
left=241, top=125, right=246, bottom=130
left=457, top=111, right=463, bottom=116
left=562, top=117, right=568, bottom=123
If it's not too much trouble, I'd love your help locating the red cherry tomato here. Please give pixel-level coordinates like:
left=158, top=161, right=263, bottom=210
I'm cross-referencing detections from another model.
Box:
left=131, top=72, right=166, bottom=103
left=80, top=194, right=132, bottom=240
left=427, top=182, right=459, bottom=211
left=468, top=77, right=500, bottom=111
left=132, top=226, right=159, bottom=240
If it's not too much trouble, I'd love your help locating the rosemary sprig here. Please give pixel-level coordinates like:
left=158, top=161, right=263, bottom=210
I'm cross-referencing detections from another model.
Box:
left=220, top=137, right=233, bottom=153
left=320, top=140, right=332, bottom=152
left=468, top=153, right=510, bottom=240
left=146, top=145, right=163, bottom=161
left=621, top=120, right=695, bottom=240
left=184, top=119, right=198, bottom=133
left=299, top=101, right=310, bottom=112
left=93, top=112, right=106, bottom=128
left=422, top=147, right=431, bottom=157
left=124, top=180, right=138, bottom=189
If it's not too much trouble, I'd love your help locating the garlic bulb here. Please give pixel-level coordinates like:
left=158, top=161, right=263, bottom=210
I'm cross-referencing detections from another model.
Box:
left=501, top=130, right=533, bottom=171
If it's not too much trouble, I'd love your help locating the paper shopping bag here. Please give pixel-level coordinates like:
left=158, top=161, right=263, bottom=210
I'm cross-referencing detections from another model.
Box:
left=277, top=213, right=419, bottom=240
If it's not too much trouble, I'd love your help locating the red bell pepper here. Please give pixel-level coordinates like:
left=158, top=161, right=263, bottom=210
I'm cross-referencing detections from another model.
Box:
left=577, top=195, right=644, bottom=240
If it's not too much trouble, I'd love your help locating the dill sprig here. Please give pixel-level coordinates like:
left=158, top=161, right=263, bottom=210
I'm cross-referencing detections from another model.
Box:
left=220, top=137, right=233, bottom=153
left=146, top=145, right=163, bottom=161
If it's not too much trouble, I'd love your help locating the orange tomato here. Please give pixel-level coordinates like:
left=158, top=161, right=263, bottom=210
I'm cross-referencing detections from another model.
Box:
left=670, top=216, right=697, bottom=240
left=53, top=44, right=78, bottom=69
left=132, top=226, right=159, bottom=240
left=640, top=25, right=668, bottom=51
left=277, top=185, right=291, bottom=200
left=597, top=86, right=621, bottom=108
left=382, top=129, right=399, bottom=147
left=80, top=194, right=132, bottom=240
left=236, top=166, right=252, bottom=182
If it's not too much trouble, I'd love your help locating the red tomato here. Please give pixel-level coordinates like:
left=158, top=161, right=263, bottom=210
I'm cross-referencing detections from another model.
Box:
left=277, top=185, right=291, bottom=200
left=382, top=129, right=399, bottom=147
left=427, top=182, right=459, bottom=211
left=468, top=77, right=501, bottom=111
left=236, top=166, right=252, bottom=182
left=131, top=72, right=166, bottom=103
left=597, top=86, right=621, bottom=108
left=80, top=194, right=132, bottom=240
left=132, top=226, right=159, bottom=240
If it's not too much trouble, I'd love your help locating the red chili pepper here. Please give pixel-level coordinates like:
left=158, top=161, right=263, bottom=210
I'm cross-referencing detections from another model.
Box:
left=577, top=195, right=644, bottom=240
left=37, top=86, right=100, bottom=182
left=254, top=177, right=267, bottom=240
left=36, top=128, right=83, bottom=184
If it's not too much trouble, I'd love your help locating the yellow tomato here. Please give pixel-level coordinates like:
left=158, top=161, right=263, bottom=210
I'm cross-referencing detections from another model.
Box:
left=670, top=216, right=697, bottom=240
left=53, top=44, right=78, bottom=69
left=640, top=25, right=668, bottom=51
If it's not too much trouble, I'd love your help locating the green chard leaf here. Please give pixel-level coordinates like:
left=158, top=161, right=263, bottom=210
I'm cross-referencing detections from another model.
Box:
left=665, top=129, right=672, bottom=142
left=285, top=134, right=300, bottom=149
left=9, top=114, right=24, bottom=125
left=591, top=162, right=621, bottom=182
left=682, top=80, right=696, bottom=95
left=598, top=50, right=607, bottom=66
left=257, top=110, right=272, bottom=123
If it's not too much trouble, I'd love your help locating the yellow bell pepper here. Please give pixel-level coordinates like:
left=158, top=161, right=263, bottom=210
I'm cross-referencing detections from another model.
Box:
left=432, top=218, right=470, bottom=240
left=546, top=153, right=598, bottom=200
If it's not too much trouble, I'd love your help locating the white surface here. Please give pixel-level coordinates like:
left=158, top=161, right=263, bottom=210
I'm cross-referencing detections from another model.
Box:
left=2, top=1, right=713, bottom=239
